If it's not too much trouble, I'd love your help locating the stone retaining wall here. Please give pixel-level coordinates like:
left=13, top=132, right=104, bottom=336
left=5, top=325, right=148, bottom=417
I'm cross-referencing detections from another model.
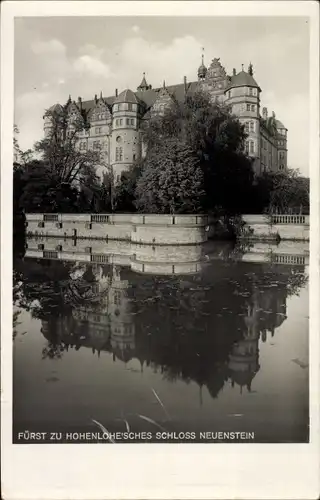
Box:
left=26, top=213, right=211, bottom=245
left=241, top=214, right=309, bottom=241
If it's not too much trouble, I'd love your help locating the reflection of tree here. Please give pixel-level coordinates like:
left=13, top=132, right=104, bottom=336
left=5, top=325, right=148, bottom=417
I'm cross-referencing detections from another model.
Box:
left=14, top=258, right=113, bottom=358
left=286, top=269, right=309, bottom=297
left=15, top=258, right=111, bottom=320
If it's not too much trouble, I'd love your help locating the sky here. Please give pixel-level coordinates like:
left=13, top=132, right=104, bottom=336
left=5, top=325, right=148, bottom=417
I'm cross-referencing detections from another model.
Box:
left=14, top=16, right=310, bottom=174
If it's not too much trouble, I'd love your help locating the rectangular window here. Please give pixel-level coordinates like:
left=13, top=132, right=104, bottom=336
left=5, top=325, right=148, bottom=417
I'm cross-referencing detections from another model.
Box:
left=128, top=103, right=133, bottom=111
left=251, top=105, right=255, bottom=112
left=247, top=104, right=250, bottom=111
left=114, top=291, right=121, bottom=305
left=131, top=118, right=134, bottom=125
left=126, top=118, right=130, bottom=125
left=114, top=104, right=118, bottom=112
left=245, top=121, right=249, bottom=133
left=133, top=154, right=136, bottom=161
left=228, top=91, right=231, bottom=99
left=95, top=127, right=101, bottom=134
left=249, top=88, right=253, bottom=95
left=250, top=141, right=254, bottom=153
left=249, top=121, right=254, bottom=132
left=115, top=147, right=123, bottom=161
left=120, top=119, right=123, bottom=125
left=245, top=141, right=249, bottom=154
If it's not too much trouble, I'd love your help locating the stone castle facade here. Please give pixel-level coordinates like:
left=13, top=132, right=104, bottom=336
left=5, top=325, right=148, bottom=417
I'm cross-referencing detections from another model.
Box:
left=44, top=56, right=288, bottom=183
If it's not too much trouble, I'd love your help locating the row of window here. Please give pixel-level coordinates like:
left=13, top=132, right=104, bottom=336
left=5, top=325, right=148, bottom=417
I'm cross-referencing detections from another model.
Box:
left=278, top=140, right=286, bottom=147
left=113, top=103, right=135, bottom=112
left=92, top=113, right=108, bottom=121
left=245, top=121, right=255, bottom=133
left=227, top=87, right=258, bottom=99
left=245, top=140, right=255, bottom=154
left=115, top=147, right=123, bottom=161
left=246, top=104, right=256, bottom=112
left=115, top=118, right=135, bottom=127
left=79, top=141, right=136, bottom=161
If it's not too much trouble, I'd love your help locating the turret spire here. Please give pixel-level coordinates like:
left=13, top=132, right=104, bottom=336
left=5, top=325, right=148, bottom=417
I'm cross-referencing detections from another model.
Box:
left=137, top=72, right=149, bottom=92
left=248, top=62, right=253, bottom=76
left=197, top=47, right=207, bottom=81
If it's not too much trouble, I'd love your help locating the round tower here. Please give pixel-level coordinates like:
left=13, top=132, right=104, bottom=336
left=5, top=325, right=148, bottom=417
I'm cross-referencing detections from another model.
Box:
left=224, top=63, right=261, bottom=173
left=275, top=118, right=288, bottom=171
left=111, top=89, right=141, bottom=183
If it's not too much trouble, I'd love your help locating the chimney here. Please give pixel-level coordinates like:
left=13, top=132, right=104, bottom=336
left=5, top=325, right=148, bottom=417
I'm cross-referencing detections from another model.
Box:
left=233, top=68, right=236, bottom=76
left=94, top=94, right=98, bottom=103
left=184, top=76, right=187, bottom=94
left=262, top=107, right=268, bottom=119
left=115, top=88, right=118, bottom=97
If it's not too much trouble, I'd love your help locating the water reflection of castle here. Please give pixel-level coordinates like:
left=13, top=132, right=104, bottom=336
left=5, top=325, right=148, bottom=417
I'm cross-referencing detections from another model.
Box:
left=38, top=254, right=297, bottom=399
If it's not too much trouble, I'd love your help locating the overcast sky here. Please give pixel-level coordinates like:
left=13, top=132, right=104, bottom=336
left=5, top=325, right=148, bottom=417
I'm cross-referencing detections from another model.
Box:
left=14, top=16, right=309, bottom=174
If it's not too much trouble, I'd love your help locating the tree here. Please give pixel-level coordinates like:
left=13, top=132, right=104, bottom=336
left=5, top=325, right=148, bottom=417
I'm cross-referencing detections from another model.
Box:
left=17, top=101, right=104, bottom=213
left=268, top=169, right=309, bottom=213
left=252, top=169, right=310, bottom=214
left=113, top=164, right=141, bottom=212
left=141, top=90, right=254, bottom=216
left=135, top=139, right=205, bottom=214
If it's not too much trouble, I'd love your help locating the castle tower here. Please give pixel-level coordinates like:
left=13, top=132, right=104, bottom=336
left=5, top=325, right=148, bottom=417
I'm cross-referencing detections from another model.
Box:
left=137, top=72, right=151, bottom=92
left=111, top=89, right=141, bottom=183
left=228, top=288, right=260, bottom=393
left=108, top=265, right=135, bottom=363
left=224, top=63, right=261, bottom=174
left=197, top=49, right=207, bottom=81
left=275, top=117, right=288, bottom=171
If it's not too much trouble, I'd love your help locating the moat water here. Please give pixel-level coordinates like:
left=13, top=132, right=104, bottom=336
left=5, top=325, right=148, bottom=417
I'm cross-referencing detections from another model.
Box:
left=13, top=239, right=309, bottom=443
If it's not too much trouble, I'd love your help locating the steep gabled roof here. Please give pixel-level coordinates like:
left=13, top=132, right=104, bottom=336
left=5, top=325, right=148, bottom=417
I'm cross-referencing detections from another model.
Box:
left=275, top=119, right=287, bottom=130
left=227, top=70, right=260, bottom=90
left=75, top=80, right=199, bottom=120
left=48, top=103, right=64, bottom=113
left=114, top=89, right=139, bottom=104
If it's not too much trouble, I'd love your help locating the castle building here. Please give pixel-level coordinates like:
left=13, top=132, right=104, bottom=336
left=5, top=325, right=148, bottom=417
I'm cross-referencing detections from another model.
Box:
left=44, top=56, right=288, bottom=182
